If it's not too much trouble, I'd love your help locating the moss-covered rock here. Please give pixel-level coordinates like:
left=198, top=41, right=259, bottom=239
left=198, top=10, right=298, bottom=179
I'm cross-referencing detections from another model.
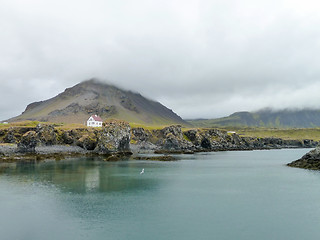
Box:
left=77, top=133, right=97, bottom=150
left=131, top=127, right=151, bottom=142
left=157, top=125, right=193, bottom=151
left=3, top=128, right=19, bottom=143
left=17, top=131, right=38, bottom=153
left=95, top=119, right=131, bottom=153
left=36, top=124, right=57, bottom=145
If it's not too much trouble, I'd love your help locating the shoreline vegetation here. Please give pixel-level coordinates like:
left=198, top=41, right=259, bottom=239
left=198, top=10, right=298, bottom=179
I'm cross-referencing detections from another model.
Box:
left=0, top=120, right=319, bottom=166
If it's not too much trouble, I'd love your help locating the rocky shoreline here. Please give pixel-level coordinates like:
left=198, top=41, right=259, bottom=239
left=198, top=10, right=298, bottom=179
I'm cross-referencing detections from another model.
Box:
left=0, top=121, right=318, bottom=162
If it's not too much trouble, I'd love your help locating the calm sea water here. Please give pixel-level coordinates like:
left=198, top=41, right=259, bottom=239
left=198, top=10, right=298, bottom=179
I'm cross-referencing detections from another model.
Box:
left=1, top=149, right=320, bottom=240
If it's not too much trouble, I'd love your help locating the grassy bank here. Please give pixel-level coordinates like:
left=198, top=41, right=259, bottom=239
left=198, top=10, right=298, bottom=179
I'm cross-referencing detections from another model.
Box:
left=222, top=127, right=320, bottom=141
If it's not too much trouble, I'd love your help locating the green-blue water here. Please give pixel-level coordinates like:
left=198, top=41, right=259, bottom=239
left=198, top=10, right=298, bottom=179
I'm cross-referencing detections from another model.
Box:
left=1, top=149, right=320, bottom=240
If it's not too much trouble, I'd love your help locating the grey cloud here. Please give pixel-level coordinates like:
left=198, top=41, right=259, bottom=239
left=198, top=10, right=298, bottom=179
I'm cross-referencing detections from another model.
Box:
left=1, top=0, right=320, bottom=120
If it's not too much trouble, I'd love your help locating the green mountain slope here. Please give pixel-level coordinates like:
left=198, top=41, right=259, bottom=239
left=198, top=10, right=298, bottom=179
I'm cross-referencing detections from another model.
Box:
left=9, top=79, right=189, bottom=126
left=188, top=109, right=320, bottom=128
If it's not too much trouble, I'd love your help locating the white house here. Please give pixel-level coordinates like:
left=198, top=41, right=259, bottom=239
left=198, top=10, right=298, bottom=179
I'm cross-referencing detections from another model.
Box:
left=87, top=115, right=103, bottom=127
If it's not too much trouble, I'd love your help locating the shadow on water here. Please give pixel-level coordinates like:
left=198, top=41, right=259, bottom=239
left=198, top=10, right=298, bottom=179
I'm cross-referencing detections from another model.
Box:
left=0, top=157, right=159, bottom=194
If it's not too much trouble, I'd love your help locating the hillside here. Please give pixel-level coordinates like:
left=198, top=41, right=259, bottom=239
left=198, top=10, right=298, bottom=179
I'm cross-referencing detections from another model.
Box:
left=188, top=109, right=320, bottom=128
left=9, top=79, right=188, bottom=126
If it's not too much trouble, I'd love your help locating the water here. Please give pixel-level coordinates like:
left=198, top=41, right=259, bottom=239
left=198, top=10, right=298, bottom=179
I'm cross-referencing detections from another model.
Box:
left=1, top=149, right=320, bottom=240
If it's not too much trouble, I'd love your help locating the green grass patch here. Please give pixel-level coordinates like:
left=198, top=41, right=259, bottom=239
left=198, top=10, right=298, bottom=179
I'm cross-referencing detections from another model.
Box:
left=129, top=122, right=170, bottom=130
left=229, top=127, right=320, bottom=141
left=0, top=121, right=43, bottom=129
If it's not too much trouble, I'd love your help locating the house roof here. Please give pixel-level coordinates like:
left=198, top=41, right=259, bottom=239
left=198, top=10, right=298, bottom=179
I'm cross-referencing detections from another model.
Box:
left=90, top=115, right=103, bottom=122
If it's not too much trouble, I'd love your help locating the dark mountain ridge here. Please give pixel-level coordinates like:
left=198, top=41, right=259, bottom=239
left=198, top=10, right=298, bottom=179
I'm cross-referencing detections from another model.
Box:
left=188, top=108, right=320, bottom=128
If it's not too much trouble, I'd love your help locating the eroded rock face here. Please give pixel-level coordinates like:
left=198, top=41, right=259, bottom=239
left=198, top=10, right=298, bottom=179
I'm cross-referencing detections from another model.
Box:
left=131, top=127, right=151, bottom=142
left=157, top=125, right=193, bottom=151
left=184, top=128, right=230, bottom=150
left=17, top=131, right=38, bottom=153
left=77, top=133, right=97, bottom=150
left=3, top=128, right=18, bottom=143
left=160, top=125, right=183, bottom=139
left=36, top=124, right=57, bottom=145
left=95, top=119, right=131, bottom=153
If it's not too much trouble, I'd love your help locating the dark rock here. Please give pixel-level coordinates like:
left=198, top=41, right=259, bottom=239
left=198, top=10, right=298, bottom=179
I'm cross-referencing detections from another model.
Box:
left=17, top=131, right=38, bottom=153
left=155, top=125, right=194, bottom=151
left=36, top=124, right=57, bottom=145
left=95, top=119, right=131, bottom=154
left=131, top=127, right=151, bottom=142
left=77, top=133, right=97, bottom=150
left=288, top=147, right=320, bottom=170
left=60, top=131, right=75, bottom=145
left=160, top=125, right=183, bottom=139
left=201, top=138, right=211, bottom=149
left=0, top=129, right=7, bottom=137
left=3, top=128, right=18, bottom=143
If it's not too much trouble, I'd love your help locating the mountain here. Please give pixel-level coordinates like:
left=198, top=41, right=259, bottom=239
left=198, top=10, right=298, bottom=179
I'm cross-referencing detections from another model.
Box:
left=9, top=79, right=188, bottom=126
left=188, top=109, right=320, bottom=128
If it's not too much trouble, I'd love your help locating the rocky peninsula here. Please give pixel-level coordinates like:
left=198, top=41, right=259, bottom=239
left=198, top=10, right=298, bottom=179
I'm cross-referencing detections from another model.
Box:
left=0, top=120, right=318, bottom=162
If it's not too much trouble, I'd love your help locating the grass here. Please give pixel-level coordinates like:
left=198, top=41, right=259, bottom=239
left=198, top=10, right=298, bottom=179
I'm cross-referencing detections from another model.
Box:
left=225, top=127, right=320, bottom=141
left=0, top=121, right=43, bottom=129
left=0, top=121, right=89, bottom=131
left=56, top=123, right=89, bottom=130
left=129, top=122, right=170, bottom=130
left=129, top=122, right=195, bottom=131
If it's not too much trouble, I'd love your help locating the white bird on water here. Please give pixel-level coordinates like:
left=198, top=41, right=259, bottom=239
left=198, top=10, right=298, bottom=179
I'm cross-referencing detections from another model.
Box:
left=140, top=168, right=144, bottom=175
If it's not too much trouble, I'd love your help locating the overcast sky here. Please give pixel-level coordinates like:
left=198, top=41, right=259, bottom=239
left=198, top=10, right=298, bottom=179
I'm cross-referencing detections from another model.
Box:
left=1, top=0, right=320, bottom=120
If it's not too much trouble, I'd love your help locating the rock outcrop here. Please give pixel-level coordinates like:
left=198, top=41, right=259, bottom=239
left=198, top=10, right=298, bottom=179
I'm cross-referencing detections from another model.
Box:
left=95, top=119, right=131, bottom=154
left=288, top=147, right=320, bottom=170
left=17, top=131, right=38, bottom=153
left=36, top=124, right=57, bottom=145
left=131, top=125, right=318, bottom=153
left=157, top=125, right=193, bottom=151
left=77, top=133, right=97, bottom=150
left=0, top=122, right=318, bottom=162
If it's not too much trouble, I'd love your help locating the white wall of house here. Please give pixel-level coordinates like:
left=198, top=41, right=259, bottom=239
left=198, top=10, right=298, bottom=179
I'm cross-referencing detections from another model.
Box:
left=86, top=116, right=102, bottom=127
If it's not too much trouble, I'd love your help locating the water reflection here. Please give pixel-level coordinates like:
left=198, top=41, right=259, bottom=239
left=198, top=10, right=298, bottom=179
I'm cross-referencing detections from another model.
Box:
left=0, top=158, right=159, bottom=193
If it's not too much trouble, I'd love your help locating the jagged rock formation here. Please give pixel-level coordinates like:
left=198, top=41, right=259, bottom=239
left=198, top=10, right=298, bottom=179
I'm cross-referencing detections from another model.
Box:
left=9, top=79, right=188, bottom=126
left=95, top=119, right=131, bottom=153
left=131, top=125, right=318, bottom=153
left=17, top=131, right=38, bottom=153
left=288, top=147, right=320, bottom=170
left=0, top=124, right=318, bottom=160
left=0, top=121, right=132, bottom=156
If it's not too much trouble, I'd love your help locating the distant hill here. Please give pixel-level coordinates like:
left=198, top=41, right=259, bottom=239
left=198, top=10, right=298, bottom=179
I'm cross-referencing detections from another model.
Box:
left=9, top=79, right=188, bottom=126
left=188, top=109, right=320, bottom=128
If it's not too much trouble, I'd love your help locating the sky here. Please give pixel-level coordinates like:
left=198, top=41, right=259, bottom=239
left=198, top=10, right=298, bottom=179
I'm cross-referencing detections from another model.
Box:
left=1, top=0, right=320, bottom=121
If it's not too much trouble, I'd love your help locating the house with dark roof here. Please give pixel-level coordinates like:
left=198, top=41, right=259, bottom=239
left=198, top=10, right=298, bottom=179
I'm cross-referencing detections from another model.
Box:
left=87, top=115, right=103, bottom=127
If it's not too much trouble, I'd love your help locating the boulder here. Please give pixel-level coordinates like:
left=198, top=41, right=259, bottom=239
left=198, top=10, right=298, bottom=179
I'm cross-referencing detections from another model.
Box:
left=17, top=131, right=38, bottom=153
left=160, top=125, right=183, bottom=139
left=159, top=125, right=193, bottom=151
left=131, top=127, right=151, bottom=142
left=184, top=129, right=202, bottom=146
left=36, top=124, right=57, bottom=145
left=95, top=119, right=131, bottom=154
